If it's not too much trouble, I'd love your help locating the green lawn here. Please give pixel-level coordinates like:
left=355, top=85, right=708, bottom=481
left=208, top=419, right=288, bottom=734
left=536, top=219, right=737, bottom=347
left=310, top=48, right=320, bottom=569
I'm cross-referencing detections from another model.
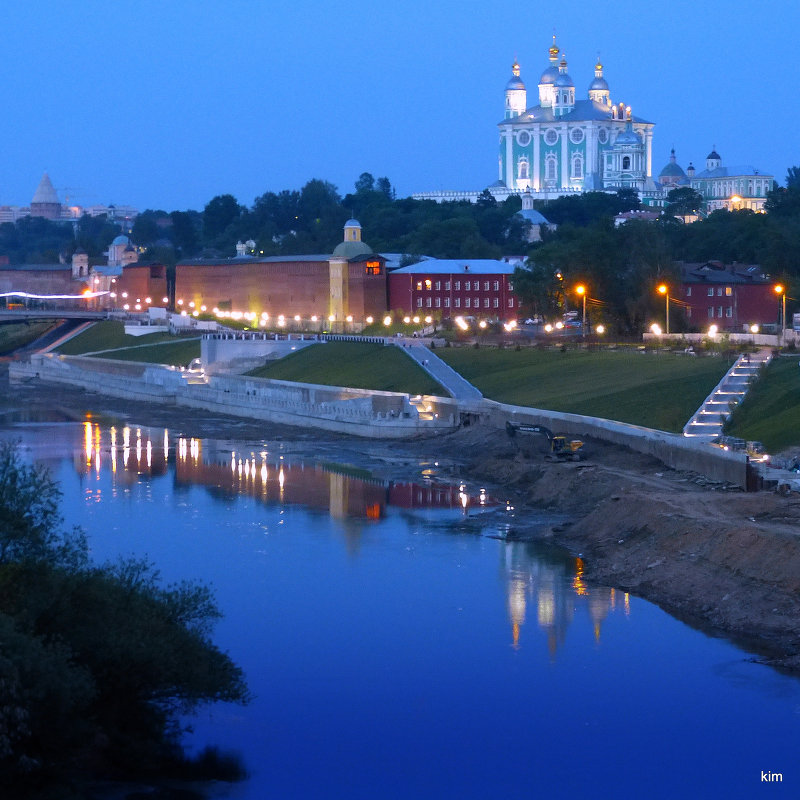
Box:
left=95, top=339, right=201, bottom=367
left=56, top=321, right=176, bottom=354
left=247, top=342, right=446, bottom=395
left=0, top=322, right=55, bottom=355
left=725, top=356, right=800, bottom=452
left=437, top=346, right=732, bottom=432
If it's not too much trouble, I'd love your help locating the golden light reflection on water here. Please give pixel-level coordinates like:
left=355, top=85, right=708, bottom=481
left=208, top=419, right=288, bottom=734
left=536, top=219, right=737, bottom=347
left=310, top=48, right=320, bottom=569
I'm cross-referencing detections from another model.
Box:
left=503, top=542, right=627, bottom=657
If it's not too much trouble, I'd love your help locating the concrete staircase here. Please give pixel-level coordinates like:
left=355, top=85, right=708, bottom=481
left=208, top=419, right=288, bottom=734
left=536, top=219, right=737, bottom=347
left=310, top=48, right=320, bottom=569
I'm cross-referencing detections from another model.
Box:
left=683, top=350, right=771, bottom=439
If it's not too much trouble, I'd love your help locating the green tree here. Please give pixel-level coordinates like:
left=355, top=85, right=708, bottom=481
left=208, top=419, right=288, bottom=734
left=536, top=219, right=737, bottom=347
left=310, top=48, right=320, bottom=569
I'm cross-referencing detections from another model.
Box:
left=203, top=194, right=243, bottom=241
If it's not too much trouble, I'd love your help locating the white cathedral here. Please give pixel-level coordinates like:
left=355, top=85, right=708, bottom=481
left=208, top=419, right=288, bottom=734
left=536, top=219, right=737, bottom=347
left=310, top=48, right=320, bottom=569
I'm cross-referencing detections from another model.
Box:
left=413, top=36, right=772, bottom=211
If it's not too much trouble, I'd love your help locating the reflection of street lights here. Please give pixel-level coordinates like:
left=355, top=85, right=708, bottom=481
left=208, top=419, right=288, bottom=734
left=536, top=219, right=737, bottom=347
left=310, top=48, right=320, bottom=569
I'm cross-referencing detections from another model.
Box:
left=657, top=283, right=669, bottom=335
left=575, top=284, right=586, bottom=337
left=774, top=284, right=786, bottom=334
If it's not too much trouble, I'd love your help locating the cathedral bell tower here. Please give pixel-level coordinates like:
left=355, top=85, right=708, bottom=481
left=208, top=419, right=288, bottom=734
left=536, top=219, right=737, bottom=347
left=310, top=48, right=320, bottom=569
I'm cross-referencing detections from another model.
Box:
left=504, top=60, right=527, bottom=119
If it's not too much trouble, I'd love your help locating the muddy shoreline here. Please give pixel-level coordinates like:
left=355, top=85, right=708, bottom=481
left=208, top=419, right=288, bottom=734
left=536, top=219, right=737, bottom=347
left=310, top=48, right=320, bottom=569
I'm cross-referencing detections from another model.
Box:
left=4, top=366, right=800, bottom=678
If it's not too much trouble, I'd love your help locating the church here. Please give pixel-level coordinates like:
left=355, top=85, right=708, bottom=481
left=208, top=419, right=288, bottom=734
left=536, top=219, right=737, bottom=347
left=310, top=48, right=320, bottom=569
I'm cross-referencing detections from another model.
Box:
left=496, top=36, right=657, bottom=197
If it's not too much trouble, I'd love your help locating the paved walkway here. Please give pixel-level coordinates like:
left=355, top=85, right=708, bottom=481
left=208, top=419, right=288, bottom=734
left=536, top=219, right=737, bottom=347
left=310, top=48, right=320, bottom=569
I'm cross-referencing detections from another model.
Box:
left=683, top=349, right=772, bottom=438
left=396, top=343, right=483, bottom=400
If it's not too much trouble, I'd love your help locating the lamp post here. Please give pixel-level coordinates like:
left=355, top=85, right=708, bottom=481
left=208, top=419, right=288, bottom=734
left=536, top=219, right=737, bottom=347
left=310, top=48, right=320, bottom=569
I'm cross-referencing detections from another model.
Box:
left=575, top=284, right=586, bottom=338
left=774, top=284, right=786, bottom=337
left=657, top=284, right=669, bottom=335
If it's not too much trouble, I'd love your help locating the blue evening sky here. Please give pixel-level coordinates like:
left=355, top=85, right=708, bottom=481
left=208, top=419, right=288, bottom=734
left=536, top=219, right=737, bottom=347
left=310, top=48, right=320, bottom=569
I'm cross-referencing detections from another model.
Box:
left=1, top=0, right=796, bottom=211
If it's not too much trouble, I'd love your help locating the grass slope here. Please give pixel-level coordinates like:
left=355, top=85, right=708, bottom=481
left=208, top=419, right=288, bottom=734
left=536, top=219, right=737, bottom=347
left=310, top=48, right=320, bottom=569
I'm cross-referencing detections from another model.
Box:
left=96, top=339, right=201, bottom=367
left=0, top=322, right=54, bottom=355
left=438, top=347, right=731, bottom=432
left=247, top=342, right=445, bottom=395
left=56, top=321, right=175, bottom=354
left=725, top=357, right=800, bottom=452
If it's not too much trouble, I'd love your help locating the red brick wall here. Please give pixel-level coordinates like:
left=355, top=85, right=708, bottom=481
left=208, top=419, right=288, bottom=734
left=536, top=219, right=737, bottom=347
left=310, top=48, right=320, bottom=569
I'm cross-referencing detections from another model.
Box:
left=682, top=282, right=778, bottom=330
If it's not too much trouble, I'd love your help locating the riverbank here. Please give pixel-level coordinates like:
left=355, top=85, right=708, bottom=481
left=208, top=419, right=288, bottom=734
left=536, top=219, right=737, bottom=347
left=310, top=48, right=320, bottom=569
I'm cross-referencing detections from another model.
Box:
left=3, top=364, right=800, bottom=679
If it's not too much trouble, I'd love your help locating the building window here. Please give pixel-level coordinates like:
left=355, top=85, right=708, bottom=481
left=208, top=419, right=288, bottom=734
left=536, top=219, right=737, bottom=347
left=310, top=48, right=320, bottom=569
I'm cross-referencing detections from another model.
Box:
left=717, top=306, right=723, bottom=317
left=725, top=287, right=732, bottom=296
left=454, top=298, right=460, bottom=308
left=416, top=298, right=423, bottom=308
left=464, top=281, right=470, bottom=291
left=493, top=298, right=499, bottom=308
left=726, top=307, right=732, bottom=317
left=483, top=281, right=490, bottom=291
left=483, top=298, right=489, bottom=308
left=474, top=297, right=479, bottom=307
left=717, top=287, right=723, bottom=296
left=622, top=156, right=631, bottom=170
left=455, top=281, right=461, bottom=290
left=707, top=288, right=714, bottom=296
left=508, top=298, right=515, bottom=308
left=686, top=287, right=692, bottom=297
left=416, top=281, right=423, bottom=290
left=435, top=298, right=441, bottom=308
left=465, top=298, right=471, bottom=308
left=571, top=153, right=583, bottom=179
left=708, top=307, right=714, bottom=318
left=426, top=297, right=432, bottom=307
left=518, top=158, right=529, bottom=180
left=493, top=281, right=499, bottom=291
left=444, top=298, right=450, bottom=308
left=444, top=281, right=451, bottom=290
left=365, top=260, right=381, bottom=275
left=435, top=281, right=441, bottom=290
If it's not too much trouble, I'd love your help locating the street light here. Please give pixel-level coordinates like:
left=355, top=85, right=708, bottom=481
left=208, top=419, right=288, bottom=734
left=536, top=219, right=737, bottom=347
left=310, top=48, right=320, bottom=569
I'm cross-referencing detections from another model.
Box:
left=774, top=284, right=786, bottom=335
left=657, top=284, right=670, bottom=335
left=575, top=284, right=586, bottom=337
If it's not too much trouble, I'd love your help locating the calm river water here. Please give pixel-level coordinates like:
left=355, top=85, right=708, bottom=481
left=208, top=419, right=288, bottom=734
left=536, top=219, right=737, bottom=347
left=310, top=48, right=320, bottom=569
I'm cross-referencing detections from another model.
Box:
left=2, top=406, right=799, bottom=799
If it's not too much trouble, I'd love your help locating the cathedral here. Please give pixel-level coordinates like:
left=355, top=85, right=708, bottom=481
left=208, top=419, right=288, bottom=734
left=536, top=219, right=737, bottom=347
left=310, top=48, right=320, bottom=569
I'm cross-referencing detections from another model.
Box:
left=497, top=36, right=657, bottom=197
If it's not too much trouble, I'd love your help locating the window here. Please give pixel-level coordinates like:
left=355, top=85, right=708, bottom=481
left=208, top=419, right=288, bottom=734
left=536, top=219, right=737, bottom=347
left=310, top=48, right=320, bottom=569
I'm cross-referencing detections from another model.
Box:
left=717, top=287, right=723, bottom=296
left=464, top=281, right=471, bottom=291
left=444, top=298, right=450, bottom=308
left=483, top=298, right=489, bottom=308
left=425, top=279, right=432, bottom=290
left=426, top=298, right=432, bottom=307
left=571, top=153, right=583, bottom=179
left=725, top=287, right=732, bottom=296
left=435, top=298, right=441, bottom=308
left=707, top=288, right=714, bottom=296
left=444, top=281, right=451, bottom=290
left=518, top=158, right=529, bottom=180
left=708, top=307, right=714, bottom=318
left=365, top=260, right=381, bottom=275
left=435, top=281, right=441, bottom=290
left=493, top=281, right=499, bottom=291
left=455, top=281, right=461, bottom=291
left=686, top=287, right=692, bottom=297
left=416, top=298, right=423, bottom=308
left=474, top=297, right=479, bottom=308
left=717, top=306, right=723, bottom=317
left=545, top=155, right=557, bottom=181
left=508, top=298, right=515, bottom=308
left=622, top=156, right=631, bottom=170
left=726, top=307, right=732, bottom=317
left=416, top=281, right=423, bottom=291
left=465, top=298, right=471, bottom=308
left=484, top=281, right=490, bottom=291
left=454, top=298, right=460, bottom=308
left=493, top=298, right=499, bottom=308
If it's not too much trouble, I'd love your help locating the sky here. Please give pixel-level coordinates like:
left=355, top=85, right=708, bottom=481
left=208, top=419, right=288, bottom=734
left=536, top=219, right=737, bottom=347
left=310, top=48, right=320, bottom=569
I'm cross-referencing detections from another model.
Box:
left=1, top=0, right=798, bottom=212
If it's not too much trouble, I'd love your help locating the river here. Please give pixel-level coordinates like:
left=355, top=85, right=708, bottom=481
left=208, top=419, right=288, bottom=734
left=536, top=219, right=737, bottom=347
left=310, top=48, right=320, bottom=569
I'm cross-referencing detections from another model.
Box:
left=1, top=394, right=798, bottom=799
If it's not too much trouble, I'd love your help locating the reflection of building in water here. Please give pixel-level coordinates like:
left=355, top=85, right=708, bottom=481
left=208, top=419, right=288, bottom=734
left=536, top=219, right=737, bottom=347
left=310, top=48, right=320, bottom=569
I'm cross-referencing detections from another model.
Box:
left=501, top=541, right=628, bottom=655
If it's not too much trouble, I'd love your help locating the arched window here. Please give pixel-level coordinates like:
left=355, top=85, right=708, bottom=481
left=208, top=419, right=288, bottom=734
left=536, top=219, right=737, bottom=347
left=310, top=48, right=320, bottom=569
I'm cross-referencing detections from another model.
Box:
left=518, top=158, right=529, bottom=180
left=545, top=155, right=557, bottom=181
left=571, top=154, right=583, bottom=179
left=622, top=156, right=631, bottom=170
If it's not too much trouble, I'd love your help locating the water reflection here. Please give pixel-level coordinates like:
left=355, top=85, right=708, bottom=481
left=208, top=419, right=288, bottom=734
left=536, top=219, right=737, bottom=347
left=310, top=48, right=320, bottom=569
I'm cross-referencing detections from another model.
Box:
left=501, top=540, right=629, bottom=656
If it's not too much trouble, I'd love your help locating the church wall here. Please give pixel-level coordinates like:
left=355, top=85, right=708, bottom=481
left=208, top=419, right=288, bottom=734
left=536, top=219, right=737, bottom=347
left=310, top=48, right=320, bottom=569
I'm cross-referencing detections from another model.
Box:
left=0, top=266, right=74, bottom=296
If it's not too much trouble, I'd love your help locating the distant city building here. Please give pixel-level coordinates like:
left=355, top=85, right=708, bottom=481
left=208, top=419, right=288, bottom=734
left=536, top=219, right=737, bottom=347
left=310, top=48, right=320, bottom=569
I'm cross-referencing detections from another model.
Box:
left=517, top=191, right=556, bottom=241
left=688, top=148, right=773, bottom=212
left=388, top=259, right=520, bottom=319
left=614, top=209, right=661, bottom=226
left=679, top=261, right=777, bottom=330
left=30, top=172, right=62, bottom=220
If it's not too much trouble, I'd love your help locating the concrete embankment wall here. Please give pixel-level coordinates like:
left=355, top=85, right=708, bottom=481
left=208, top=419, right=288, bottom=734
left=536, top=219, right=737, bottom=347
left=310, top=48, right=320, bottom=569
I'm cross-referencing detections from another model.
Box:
left=10, top=354, right=459, bottom=439
left=478, top=401, right=747, bottom=488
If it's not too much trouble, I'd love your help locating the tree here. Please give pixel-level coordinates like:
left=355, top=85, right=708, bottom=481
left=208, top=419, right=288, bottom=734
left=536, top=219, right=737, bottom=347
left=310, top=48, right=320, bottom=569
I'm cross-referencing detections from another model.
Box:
left=203, top=194, right=243, bottom=241
left=354, top=172, right=375, bottom=194
left=0, top=441, right=248, bottom=790
left=376, top=177, right=395, bottom=200
left=665, top=186, right=703, bottom=219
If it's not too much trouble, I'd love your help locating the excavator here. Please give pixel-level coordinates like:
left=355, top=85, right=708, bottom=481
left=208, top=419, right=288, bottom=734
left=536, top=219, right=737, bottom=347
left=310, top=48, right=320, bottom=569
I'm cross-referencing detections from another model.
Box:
left=505, top=421, right=585, bottom=461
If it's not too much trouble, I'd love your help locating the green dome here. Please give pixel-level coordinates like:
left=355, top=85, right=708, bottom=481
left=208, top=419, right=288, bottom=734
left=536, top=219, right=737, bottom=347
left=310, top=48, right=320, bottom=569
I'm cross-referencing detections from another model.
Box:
left=332, top=240, right=372, bottom=259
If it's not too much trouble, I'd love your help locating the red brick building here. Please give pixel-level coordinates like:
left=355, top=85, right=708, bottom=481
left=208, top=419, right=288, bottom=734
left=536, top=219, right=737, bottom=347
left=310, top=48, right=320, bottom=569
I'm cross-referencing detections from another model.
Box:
left=388, top=259, right=519, bottom=319
left=679, top=261, right=778, bottom=331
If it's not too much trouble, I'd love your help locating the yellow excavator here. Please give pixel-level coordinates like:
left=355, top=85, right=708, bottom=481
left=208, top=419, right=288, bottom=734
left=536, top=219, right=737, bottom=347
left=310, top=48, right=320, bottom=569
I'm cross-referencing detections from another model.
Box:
left=505, top=421, right=585, bottom=461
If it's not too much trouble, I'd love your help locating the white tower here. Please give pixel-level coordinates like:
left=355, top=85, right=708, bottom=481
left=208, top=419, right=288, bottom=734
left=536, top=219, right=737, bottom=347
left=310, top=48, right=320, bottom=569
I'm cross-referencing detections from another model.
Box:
left=504, top=61, right=527, bottom=119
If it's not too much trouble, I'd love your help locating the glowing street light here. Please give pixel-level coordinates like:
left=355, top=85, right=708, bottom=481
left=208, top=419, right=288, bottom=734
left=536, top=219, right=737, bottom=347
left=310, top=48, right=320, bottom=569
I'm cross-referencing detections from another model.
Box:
left=657, top=283, right=670, bottom=335
left=708, top=324, right=718, bottom=338
left=596, top=324, right=605, bottom=335
left=774, top=284, right=786, bottom=333
left=575, top=284, right=587, bottom=336
left=650, top=323, right=662, bottom=336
